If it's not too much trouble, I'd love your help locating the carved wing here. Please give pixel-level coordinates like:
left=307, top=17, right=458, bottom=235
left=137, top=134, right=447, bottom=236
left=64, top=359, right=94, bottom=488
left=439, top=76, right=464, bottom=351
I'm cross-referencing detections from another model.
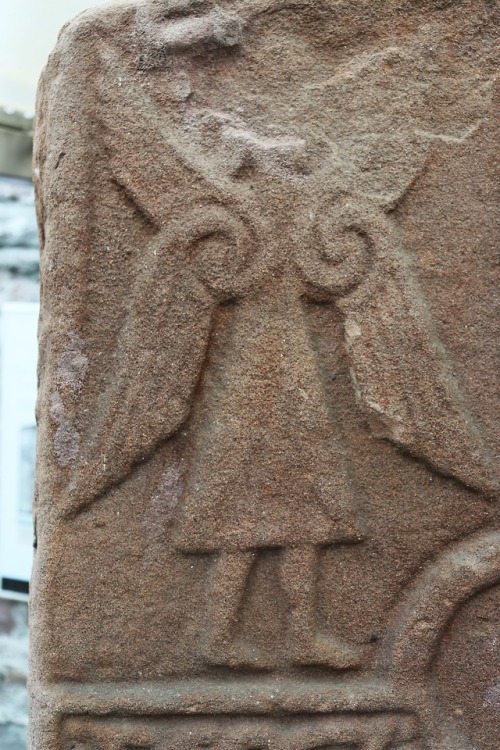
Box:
left=299, top=193, right=497, bottom=496
left=307, top=43, right=498, bottom=496
left=36, top=39, right=249, bottom=517
left=335, top=208, right=498, bottom=496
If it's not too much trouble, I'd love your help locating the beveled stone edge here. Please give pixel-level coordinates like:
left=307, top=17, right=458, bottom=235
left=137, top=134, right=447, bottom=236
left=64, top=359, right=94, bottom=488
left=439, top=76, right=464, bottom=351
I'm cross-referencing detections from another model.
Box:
left=36, top=676, right=407, bottom=715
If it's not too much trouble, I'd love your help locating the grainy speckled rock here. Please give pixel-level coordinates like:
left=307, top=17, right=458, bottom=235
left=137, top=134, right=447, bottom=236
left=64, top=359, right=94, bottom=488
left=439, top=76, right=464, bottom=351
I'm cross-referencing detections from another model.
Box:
left=32, top=2, right=499, bottom=749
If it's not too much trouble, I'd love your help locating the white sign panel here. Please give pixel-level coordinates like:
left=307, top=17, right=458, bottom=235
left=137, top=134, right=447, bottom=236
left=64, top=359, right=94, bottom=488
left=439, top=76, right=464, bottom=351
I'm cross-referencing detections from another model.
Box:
left=0, top=302, right=39, bottom=595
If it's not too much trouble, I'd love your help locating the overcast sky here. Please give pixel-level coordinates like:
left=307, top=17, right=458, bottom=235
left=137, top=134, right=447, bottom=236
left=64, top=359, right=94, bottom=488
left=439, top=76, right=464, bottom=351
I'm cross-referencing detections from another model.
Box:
left=0, top=0, right=113, bottom=115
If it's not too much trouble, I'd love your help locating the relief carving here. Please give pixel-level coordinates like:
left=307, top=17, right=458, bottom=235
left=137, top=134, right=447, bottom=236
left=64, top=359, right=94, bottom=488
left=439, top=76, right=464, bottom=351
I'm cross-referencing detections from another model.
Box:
left=46, top=9, right=497, bottom=671
left=47, top=4, right=498, bottom=519
left=61, top=713, right=419, bottom=750
left=381, top=529, right=500, bottom=750
left=32, top=1, right=499, bottom=749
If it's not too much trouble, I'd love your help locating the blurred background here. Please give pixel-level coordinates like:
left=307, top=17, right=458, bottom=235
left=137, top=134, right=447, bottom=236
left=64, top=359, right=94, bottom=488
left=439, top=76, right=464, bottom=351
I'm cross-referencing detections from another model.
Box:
left=0, top=3, right=111, bottom=747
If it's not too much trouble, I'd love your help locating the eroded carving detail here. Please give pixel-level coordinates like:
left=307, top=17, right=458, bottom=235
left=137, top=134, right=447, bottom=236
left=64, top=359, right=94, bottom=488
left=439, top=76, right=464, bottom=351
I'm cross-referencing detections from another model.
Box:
left=35, top=1, right=498, bottom=676
left=381, top=529, right=500, bottom=750
left=61, top=713, right=420, bottom=750
left=32, top=1, right=499, bottom=748
left=137, top=2, right=243, bottom=68
left=53, top=6, right=498, bottom=517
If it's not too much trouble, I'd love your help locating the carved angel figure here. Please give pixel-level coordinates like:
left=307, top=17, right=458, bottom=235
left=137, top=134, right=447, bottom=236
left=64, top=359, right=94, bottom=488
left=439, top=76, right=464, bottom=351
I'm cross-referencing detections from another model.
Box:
left=35, top=1, right=498, bottom=671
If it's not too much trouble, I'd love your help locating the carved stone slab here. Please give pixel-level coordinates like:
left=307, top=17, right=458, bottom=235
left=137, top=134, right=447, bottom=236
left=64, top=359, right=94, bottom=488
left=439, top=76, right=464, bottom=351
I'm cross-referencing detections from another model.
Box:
left=32, top=2, right=499, bottom=749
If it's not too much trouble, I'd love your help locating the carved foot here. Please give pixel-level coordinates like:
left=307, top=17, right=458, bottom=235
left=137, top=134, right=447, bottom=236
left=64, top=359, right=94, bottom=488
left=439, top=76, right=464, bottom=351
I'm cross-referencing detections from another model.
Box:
left=289, top=634, right=367, bottom=669
left=203, top=641, right=275, bottom=671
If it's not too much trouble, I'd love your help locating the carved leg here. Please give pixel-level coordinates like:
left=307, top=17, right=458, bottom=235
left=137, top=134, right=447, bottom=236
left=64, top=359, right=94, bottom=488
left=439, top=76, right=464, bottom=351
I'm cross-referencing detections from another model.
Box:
left=280, top=545, right=367, bottom=669
left=203, top=550, right=271, bottom=669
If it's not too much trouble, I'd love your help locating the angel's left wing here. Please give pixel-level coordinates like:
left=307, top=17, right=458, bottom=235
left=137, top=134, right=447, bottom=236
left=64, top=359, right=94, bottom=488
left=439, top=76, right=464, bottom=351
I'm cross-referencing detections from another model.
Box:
left=335, top=206, right=498, bottom=497
left=310, top=39, right=498, bottom=496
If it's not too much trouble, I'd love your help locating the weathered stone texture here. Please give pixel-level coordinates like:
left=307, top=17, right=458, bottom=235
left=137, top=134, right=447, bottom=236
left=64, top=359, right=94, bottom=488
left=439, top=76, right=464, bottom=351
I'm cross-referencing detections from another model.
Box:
left=32, top=2, right=498, bottom=749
